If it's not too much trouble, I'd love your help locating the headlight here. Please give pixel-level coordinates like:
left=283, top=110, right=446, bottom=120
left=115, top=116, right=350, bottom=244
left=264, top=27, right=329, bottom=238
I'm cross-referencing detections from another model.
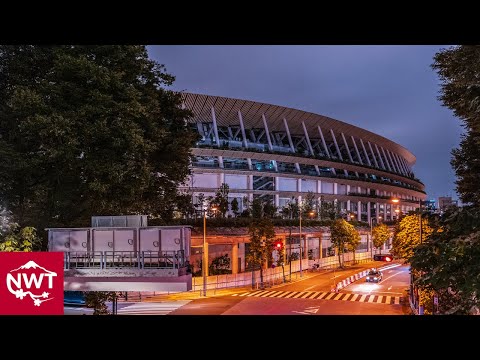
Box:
left=373, top=277, right=377, bottom=280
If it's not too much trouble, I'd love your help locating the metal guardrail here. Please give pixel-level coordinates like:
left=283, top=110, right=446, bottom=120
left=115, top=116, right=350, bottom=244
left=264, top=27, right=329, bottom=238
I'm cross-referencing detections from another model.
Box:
left=64, top=250, right=186, bottom=270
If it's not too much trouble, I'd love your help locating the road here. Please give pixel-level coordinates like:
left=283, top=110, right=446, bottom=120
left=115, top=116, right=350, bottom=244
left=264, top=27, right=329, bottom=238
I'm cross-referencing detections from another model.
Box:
left=169, top=262, right=412, bottom=315
left=63, top=261, right=412, bottom=315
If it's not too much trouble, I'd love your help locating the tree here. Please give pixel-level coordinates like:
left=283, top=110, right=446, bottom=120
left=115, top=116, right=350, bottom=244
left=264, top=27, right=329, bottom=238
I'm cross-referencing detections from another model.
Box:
left=262, top=199, right=277, bottom=218
left=0, top=225, right=41, bottom=252
left=0, top=45, right=198, bottom=243
left=432, top=46, right=480, bottom=206
left=346, top=226, right=361, bottom=264
left=250, top=198, right=263, bottom=219
left=303, top=191, right=316, bottom=216
left=175, top=191, right=195, bottom=219
left=84, top=291, right=117, bottom=315
left=230, top=198, right=240, bottom=217
left=372, top=223, right=390, bottom=254
left=209, top=253, right=231, bottom=275
left=391, top=214, right=434, bottom=262
left=330, top=218, right=356, bottom=268
left=214, top=183, right=229, bottom=217
left=410, top=206, right=480, bottom=314
left=246, top=218, right=276, bottom=288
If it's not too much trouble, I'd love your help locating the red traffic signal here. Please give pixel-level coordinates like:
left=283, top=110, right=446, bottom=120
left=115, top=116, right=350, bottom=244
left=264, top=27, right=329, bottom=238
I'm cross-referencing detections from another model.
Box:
left=274, top=241, right=283, bottom=250
left=385, top=256, right=392, bottom=262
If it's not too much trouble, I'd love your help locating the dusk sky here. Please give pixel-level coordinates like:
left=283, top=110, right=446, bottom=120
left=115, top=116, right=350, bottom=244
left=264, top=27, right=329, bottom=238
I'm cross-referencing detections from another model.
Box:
left=148, top=45, right=463, bottom=202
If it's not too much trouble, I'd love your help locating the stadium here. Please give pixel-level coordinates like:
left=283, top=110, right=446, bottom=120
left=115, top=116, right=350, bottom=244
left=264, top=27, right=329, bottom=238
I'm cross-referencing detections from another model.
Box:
left=181, top=92, right=426, bottom=223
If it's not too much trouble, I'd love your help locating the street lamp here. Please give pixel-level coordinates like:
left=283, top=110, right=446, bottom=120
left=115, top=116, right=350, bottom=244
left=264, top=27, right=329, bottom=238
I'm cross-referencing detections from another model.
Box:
left=298, top=209, right=314, bottom=278
left=202, top=205, right=217, bottom=297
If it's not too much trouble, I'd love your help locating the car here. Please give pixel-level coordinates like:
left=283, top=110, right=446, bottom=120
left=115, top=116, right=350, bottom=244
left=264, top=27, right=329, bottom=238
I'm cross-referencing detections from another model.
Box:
left=373, top=253, right=394, bottom=262
left=365, top=269, right=383, bottom=283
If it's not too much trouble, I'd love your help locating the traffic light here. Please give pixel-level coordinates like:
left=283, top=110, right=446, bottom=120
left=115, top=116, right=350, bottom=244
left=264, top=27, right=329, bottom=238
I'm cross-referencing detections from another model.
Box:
left=385, top=256, right=392, bottom=262
left=274, top=241, right=283, bottom=250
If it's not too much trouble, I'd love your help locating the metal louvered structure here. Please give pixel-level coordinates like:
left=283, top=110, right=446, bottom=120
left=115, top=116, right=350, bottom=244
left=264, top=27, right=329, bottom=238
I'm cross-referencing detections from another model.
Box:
left=181, top=92, right=426, bottom=223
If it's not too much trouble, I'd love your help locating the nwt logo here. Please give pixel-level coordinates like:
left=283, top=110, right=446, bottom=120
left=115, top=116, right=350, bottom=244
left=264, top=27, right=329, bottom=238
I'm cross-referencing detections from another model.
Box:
left=7, top=261, right=57, bottom=306
left=0, top=252, right=64, bottom=315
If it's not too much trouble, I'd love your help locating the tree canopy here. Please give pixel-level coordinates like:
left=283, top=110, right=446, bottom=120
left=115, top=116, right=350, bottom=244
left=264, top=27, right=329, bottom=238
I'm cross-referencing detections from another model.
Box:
left=330, top=218, right=357, bottom=267
left=432, top=45, right=480, bottom=206
left=372, top=223, right=390, bottom=254
left=0, top=45, right=198, bottom=241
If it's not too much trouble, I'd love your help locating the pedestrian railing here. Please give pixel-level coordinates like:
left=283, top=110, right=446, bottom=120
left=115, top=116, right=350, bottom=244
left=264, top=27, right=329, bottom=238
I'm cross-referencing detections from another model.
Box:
left=64, top=250, right=186, bottom=270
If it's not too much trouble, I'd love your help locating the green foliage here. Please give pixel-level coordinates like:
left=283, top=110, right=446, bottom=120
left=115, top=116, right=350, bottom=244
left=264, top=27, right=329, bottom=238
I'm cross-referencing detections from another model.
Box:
left=246, top=218, right=276, bottom=285
left=84, top=291, right=116, bottom=315
left=303, top=191, right=317, bottom=215
left=330, top=218, right=357, bottom=268
left=391, top=214, right=434, bottom=262
left=214, top=183, right=230, bottom=217
left=319, top=198, right=340, bottom=220
left=432, top=45, right=480, bottom=206
left=410, top=206, right=480, bottom=314
left=0, top=225, right=41, bottom=252
left=0, top=45, right=198, bottom=238
left=372, top=223, right=390, bottom=253
left=231, top=198, right=239, bottom=217
left=250, top=198, right=263, bottom=218
left=209, top=253, right=231, bottom=275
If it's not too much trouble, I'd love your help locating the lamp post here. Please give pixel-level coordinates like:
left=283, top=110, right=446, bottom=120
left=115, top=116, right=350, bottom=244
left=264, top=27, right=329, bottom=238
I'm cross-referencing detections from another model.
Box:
left=202, top=206, right=217, bottom=297
left=419, top=199, right=423, bottom=244
left=299, top=208, right=303, bottom=278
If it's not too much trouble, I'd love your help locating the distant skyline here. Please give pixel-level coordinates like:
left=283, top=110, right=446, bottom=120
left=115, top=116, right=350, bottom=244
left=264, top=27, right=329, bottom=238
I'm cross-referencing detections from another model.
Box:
left=148, top=45, right=464, bottom=201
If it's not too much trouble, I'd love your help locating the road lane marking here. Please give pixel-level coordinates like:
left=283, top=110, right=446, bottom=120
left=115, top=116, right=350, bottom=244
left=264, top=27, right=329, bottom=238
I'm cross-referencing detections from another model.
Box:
left=386, top=295, right=391, bottom=304
left=367, top=295, right=376, bottom=303
left=284, top=291, right=299, bottom=298
left=349, top=294, right=359, bottom=302
left=325, top=292, right=337, bottom=300
left=304, top=285, right=317, bottom=291
left=388, top=286, right=392, bottom=290
left=246, top=290, right=265, bottom=297
left=394, top=297, right=400, bottom=304
left=316, top=292, right=330, bottom=300
left=276, top=291, right=294, bottom=298
left=265, top=291, right=284, bottom=297
left=342, top=293, right=353, bottom=301
left=251, top=290, right=270, bottom=297
left=300, top=291, right=314, bottom=298
left=376, top=295, right=384, bottom=303
left=333, top=293, right=343, bottom=300
left=293, top=292, right=307, bottom=298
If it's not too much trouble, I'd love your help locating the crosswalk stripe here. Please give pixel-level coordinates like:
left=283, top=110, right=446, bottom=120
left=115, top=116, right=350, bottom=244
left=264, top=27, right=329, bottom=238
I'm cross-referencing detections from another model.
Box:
left=270, top=291, right=289, bottom=298
left=293, top=292, right=307, bottom=298
left=325, top=292, right=337, bottom=300
left=117, top=301, right=190, bottom=315
left=276, top=291, right=294, bottom=298
left=300, top=291, right=314, bottom=299
left=310, top=292, right=324, bottom=299
left=284, top=291, right=299, bottom=298
left=231, top=290, right=402, bottom=305
left=350, top=294, right=359, bottom=302
left=316, top=292, right=330, bottom=300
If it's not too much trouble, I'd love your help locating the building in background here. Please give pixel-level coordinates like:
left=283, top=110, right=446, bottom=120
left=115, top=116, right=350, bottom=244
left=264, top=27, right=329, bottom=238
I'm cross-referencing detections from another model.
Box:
left=438, top=196, right=458, bottom=213
left=180, top=93, right=426, bottom=223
